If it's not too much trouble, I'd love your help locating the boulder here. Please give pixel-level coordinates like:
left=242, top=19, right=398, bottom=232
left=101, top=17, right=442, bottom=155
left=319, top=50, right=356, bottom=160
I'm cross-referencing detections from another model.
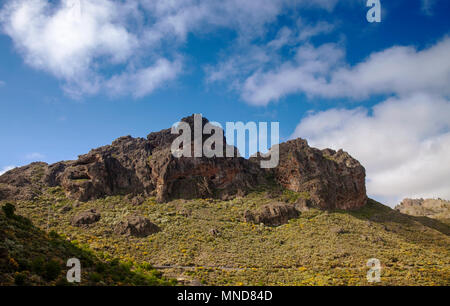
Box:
left=114, top=215, right=160, bottom=237
left=71, top=209, right=100, bottom=227
left=209, top=228, right=220, bottom=236
left=293, top=198, right=312, bottom=212
left=243, top=202, right=299, bottom=227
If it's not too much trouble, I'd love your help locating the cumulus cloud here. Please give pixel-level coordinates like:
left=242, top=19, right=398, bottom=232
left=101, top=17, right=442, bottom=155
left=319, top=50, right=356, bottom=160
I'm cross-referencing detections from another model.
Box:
left=205, top=18, right=336, bottom=91
left=236, top=36, right=450, bottom=105
left=0, top=0, right=141, bottom=95
left=291, top=93, right=450, bottom=206
left=0, top=0, right=338, bottom=98
left=105, top=58, right=182, bottom=98
left=0, top=165, right=15, bottom=175
left=241, top=42, right=344, bottom=105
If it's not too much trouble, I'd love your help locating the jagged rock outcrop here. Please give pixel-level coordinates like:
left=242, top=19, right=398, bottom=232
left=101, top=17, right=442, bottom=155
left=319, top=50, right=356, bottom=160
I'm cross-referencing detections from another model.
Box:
left=114, top=215, right=160, bottom=237
left=71, top=209, right=101, bottom=227
left=0, top=114, right=367, bottom=210
left=252, top=139, right=367, bottom=210
left=244, top=202, right=299, bottom=226
left=0, top=162, right=48, bottom=201
left=395, top=198, right=450, bottom=220
left=149, top=146, right=266, bottom=202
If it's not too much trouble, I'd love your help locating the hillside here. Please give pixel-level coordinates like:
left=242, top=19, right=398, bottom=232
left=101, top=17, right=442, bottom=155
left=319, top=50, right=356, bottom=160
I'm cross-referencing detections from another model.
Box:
left=0, top=203, right=175, bottom=286
left=5, top=188, right=449, bottom=286
left=0, top=115, right=449, bottom=286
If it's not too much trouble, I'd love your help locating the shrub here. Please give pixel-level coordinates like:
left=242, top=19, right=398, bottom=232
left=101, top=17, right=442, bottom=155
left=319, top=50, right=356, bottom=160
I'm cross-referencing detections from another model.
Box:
left=95, top=262, right=107, bottom=273
left=49, top=230, right=59, bottom=239
left=14, top=272, right=27, bottom=286
left=31, top=257, right=45, bottom=275
left=43, top=260, right=62, bottom=281
left=2, top=203, right=16, bottom=218
left=89, top=272, right=102, bottom=282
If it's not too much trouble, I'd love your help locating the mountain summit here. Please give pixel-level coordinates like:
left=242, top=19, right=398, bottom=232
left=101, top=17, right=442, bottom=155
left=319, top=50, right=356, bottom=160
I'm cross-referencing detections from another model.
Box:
left=0, top=115, right=366, bottom=210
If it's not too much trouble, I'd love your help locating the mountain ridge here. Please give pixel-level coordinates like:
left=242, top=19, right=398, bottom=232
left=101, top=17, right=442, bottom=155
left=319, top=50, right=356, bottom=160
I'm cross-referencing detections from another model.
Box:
left=0, top=114, right=366, bottom=210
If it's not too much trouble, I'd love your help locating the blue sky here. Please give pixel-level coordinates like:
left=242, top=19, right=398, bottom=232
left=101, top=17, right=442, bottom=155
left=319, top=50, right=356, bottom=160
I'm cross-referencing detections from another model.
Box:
left=0, top=0, right=449, bottom=206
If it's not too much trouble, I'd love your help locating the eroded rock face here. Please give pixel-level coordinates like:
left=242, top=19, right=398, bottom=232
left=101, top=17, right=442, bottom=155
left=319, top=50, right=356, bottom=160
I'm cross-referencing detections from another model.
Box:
left=149, top=146, right=266, bottom=202
left=54, top=136, right=153, bottom=202
left=0, top=114, right=367, bottom=210
left=0, top=162, right=49, bottom=201
left=395, top=198, right=450, bottom=220
left=244, top=202, right=299, bottom=226
left=71, top=209, right=100, bottom=227
left=114, top=215, right=160, bottom=237
left=253, top=139, right=367, bottom=210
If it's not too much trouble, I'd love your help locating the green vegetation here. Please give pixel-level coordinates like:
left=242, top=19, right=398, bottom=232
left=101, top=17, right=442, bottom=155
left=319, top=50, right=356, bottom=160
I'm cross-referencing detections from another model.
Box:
left=281, top=189, right=310, bottom=203
left=2, top=188, right=449, bottom=286
left=0, top=202, right=176, bottom=286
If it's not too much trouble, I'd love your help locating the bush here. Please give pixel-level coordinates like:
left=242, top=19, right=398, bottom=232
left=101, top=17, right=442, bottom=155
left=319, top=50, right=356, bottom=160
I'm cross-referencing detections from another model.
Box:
left=49, top=230, right=59, bottom=239
left=2, top=203, right=16, bottom=218
left=89, top=272, right=102, bottom=282
left=31, top=257, right=45, bottom=275
left=43, top=260, right=62, bottom=281
left=55, top=277, right=71, bottom=286
left=14, top=272, right=27, bottom=286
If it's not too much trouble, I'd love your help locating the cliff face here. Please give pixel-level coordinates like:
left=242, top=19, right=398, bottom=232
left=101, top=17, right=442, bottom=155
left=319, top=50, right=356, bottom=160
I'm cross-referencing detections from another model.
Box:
left=256, top=139, right=366, bottom=210
left=395, top=198, right=450, bottom=220
left=0, top=115, right=367, bottom=210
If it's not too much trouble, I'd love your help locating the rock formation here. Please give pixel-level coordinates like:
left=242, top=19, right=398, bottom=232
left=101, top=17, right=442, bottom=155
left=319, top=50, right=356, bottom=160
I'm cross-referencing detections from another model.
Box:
left=253, top=139, right=367, bottom=210
left=395, top=198, right=450, bottom=220
left=71, top=209, right=101, bottom=227
left=0, top=114, right=367, bottom=210
left=244, top=202, right=299, bottom=226
left=114, top=215, right=160, bottom=237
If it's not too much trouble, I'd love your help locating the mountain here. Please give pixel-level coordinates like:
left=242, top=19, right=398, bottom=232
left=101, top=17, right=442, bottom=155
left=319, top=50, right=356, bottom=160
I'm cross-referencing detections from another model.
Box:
left=0, top=115, right=448, bottom=286
left=395, top=198, right=450, bottom=223
left=0, top=114, right=366, bottom=210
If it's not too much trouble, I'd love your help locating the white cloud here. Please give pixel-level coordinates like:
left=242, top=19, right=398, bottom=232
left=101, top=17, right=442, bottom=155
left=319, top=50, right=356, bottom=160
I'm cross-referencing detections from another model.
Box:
left=105, top=58, right=182, bottom=98
left=205, top=18, right=336, bottom=92
left=0, top=80, right=5, bottom=87
left=0, top=0, right=339, bottom=98
left=237, top=36, right=450, bottom=105
left=241, top=42, right=344, bottom=105
left=291, top=93, right=450, bottom=206
left=0, top=165, right=15, bottom=175
left=0, top=0, right=140, bottom=94
left=25, top=152, right=45, bottom=160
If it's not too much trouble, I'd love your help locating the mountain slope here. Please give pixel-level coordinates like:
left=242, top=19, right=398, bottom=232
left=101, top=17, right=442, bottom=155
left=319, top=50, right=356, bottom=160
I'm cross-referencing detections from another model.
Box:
left=0, top=203, right=175, bottom=286
left=0, top=115, right=448, bottom=286
left=6, top=188, right=449, bottom=286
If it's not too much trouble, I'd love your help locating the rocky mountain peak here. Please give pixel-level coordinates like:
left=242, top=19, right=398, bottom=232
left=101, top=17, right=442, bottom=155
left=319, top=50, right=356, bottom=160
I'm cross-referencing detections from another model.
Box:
left=0, top=115, right=367, bottom=210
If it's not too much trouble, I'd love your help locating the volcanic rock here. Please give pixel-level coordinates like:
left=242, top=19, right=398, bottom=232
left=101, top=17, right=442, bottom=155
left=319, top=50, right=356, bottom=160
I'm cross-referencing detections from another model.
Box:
left=0, top=114, right=368, bottom=211
left=395, top=198, right=450, bottom=220
left=243, top=202, right=299, bottom=226
left=71, top=209, right=100, bottom=227
left=252, top=139, right=367, bottom=210
left=114, top=215, right=160, bottom=237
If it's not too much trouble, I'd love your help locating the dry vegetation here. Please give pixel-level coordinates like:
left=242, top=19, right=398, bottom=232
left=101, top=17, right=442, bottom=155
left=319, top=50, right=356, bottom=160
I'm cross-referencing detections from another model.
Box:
left=3, top=186, right=449, bottom=286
